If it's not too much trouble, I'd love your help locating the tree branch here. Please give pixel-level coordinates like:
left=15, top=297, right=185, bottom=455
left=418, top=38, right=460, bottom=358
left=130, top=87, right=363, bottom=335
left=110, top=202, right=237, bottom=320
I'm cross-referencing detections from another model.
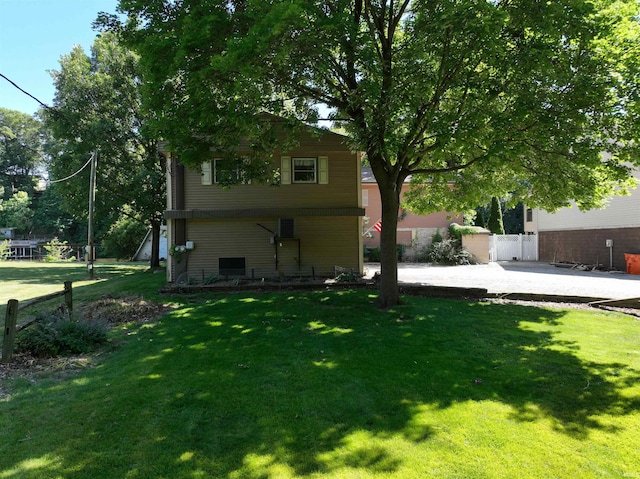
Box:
left=409, top=152, right=488, bottom=175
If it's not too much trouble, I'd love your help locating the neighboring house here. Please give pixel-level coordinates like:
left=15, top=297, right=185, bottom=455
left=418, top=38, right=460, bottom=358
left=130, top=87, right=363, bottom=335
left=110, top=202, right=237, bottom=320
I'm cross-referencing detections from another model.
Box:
left=132, top=225, right=168, bottom=261
left=0, top=228, right=15, bottom=239
left=524, top=168, right=640, bottom=270
left=361, top=167, right=462, bottom=258
left=164, top=123, right=365, bottom=283
left=5, top=239, right=38, bottom=259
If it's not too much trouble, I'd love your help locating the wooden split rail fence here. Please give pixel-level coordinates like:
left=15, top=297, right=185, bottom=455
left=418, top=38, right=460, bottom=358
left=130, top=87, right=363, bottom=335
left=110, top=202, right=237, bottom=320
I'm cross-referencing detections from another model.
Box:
left=1, top=281, right=73, bottom=363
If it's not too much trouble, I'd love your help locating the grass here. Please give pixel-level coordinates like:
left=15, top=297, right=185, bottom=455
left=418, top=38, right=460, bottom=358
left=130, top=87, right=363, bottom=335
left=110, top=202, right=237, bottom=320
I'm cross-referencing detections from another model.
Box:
left=0, top=263, right=639, bottom=478
left=0, top=261, right=161, bottom=325
left=0, top=261, right=160, bottom=302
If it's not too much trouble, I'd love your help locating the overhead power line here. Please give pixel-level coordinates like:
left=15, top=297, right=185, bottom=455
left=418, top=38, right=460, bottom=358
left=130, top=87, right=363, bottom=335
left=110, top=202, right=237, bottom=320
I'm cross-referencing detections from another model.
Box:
left=1, top=72, right=94, bottom=184
left=0, top=72, right=55, bottom=112
left=49, top=152, right=95, bottom=184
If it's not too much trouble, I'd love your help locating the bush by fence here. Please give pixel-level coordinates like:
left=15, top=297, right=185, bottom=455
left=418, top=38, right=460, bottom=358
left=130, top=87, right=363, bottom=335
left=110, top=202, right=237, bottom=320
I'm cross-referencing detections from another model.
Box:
left=2, top=282, right=73, bottom=363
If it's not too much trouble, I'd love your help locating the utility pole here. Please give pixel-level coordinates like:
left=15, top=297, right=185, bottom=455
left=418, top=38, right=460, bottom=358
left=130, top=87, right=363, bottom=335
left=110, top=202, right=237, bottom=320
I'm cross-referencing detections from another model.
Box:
left=87, top=151, right=97, bottom=279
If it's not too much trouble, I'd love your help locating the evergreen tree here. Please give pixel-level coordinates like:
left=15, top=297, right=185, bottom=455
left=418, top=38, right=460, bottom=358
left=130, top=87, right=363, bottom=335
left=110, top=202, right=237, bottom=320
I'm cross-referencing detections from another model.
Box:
left=487, top=197, right=505, bottom=235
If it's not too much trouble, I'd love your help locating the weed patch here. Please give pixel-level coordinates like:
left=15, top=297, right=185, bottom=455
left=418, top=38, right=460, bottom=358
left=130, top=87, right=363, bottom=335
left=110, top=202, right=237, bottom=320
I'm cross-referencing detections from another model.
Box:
left=16, top=310, right=108, bottom=357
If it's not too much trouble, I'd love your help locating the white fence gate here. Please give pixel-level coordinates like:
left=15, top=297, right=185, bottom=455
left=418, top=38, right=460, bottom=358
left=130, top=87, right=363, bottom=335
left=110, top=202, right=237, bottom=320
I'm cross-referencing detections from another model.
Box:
left=489, top=234, right=538, bottom=262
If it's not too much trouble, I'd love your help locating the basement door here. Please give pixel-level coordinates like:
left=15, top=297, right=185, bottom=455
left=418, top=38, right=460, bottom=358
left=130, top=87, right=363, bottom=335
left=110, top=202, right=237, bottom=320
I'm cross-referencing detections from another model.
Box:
left=277, top=239, right=300, bottom=275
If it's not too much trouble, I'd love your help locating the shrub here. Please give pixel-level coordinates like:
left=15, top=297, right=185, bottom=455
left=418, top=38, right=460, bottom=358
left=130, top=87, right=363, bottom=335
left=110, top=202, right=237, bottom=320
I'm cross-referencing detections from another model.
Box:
left=0, top=239, right=10, bottom=261
left=423, top=238, right=477, bottom=265
left=364, top=248, right=407, bottom=263
left=397, top=244, right=406, bottom=261
left=366, top=247, right=381, bottom=262
left=17, top=310, right=108, bottom=358
left=335, top=270, right=362, bottom=282
left=101, top=215, right=148, bottom=260
left=363, top=245, right=404, bottom=262
left=43, top=237, right=76, bottom=262
left=448, top=223, right=485, bottom=241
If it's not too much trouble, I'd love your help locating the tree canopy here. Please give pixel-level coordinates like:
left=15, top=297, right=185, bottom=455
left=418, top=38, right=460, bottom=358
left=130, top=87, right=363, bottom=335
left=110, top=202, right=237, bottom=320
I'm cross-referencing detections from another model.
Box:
left=0, top=108, right=46, bottom=200
left=104, top=0, right=640, bottom=306
left=44, top=32, right=166, bottom=266
left=0, top=191, right=33, bottom=232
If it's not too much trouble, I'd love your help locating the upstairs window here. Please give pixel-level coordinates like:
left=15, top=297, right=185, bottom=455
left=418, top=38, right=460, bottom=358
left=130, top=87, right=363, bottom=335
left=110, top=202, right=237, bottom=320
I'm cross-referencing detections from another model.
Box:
left=213, top=158, right=251, bottom=185
left=214, top=158, right=240, bottom=184
left=292, top=157, right=317, bottom=183
left=280, top=156, right=328, bottom=184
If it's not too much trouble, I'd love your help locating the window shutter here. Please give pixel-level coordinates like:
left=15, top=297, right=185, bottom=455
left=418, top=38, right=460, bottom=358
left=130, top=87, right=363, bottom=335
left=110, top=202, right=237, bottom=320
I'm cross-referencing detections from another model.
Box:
left=201, top=161, right=212, bottom=185
left=281, top=156, right=291, bottom=184
left=318, top=156, right=328, bottom=184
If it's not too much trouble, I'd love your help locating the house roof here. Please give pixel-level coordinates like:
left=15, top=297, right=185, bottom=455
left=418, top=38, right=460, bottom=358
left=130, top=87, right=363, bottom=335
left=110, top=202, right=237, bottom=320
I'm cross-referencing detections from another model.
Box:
left=361, top=167, right=412, bottom=184
left=160, top=114, right=356, bottom=156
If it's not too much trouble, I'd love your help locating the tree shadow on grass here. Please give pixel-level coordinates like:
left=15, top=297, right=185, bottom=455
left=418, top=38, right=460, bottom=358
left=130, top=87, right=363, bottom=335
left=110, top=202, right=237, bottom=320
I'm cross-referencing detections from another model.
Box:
left=0, top=290, right=638, bottom=478
left=0, top=262, right=144, bottom=284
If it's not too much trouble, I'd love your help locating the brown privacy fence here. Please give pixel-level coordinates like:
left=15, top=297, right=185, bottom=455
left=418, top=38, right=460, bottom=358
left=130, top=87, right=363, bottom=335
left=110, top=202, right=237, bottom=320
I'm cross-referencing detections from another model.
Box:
left=1, top=282, right=72, bottom=363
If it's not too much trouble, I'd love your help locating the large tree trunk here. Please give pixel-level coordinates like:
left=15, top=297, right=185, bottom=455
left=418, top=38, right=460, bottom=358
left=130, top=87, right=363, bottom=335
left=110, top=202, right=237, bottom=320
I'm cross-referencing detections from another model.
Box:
left=149, top=221, right=161, bottom=269
left=377, top=181, right=402, bottom=308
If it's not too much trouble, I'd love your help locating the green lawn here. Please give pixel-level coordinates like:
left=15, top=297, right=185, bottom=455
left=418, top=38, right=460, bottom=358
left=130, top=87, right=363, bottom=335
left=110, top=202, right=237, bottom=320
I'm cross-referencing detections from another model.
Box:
left=0, top=261, right=159, bottom=302
left=0, top=261, right=159, bottom=323
left=1, top=263, right=639, bottom=478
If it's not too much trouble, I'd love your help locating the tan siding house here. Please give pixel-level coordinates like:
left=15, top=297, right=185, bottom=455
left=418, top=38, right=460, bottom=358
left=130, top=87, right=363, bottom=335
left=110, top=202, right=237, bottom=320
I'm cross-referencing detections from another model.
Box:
left=165, top=124, right=365, bottom=283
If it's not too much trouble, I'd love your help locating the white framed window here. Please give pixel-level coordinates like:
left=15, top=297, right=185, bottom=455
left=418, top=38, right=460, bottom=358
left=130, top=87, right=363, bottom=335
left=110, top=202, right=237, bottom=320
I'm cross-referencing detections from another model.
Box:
left=281, top=156, right=328, bottom=185
left=214, top=158, right=240, bottom=184
left=292, top=157, right=317, bottom=183
left=213, top=158, right=251, bottom=184
left=362, top=189, right=369, bottom=207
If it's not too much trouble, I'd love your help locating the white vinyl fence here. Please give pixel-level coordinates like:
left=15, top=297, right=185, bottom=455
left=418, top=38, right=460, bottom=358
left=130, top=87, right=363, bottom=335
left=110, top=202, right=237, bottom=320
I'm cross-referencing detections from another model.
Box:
left=489, top=234, right=538, bottom=262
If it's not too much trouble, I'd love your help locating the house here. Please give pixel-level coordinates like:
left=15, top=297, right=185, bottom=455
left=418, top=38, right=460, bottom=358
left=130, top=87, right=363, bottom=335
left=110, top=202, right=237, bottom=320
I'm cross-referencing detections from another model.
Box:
left=361, top=167, right=462, bottom=259
left=132, top=225, right=168, bottom=261
left=164, top=123, right=365, bottom=284
left=524, top=168, right=640, bottom=270
left=0, top=228, right=15, bottom=239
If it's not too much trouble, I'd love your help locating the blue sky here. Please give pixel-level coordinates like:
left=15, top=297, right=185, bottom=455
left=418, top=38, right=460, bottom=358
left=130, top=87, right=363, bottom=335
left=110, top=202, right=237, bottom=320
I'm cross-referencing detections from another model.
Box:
left=0, top=0, right=119, bottom=116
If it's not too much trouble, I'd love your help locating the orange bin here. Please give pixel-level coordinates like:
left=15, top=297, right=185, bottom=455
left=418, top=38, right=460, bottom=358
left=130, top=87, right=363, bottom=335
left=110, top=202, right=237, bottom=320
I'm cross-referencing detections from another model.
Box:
left=624, top=253, right=640, bottom=275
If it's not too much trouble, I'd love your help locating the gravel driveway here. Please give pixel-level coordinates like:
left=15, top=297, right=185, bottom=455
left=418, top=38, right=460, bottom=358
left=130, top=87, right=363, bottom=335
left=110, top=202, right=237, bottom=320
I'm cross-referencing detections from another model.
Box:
left=364, top=261, right=640, bottom=300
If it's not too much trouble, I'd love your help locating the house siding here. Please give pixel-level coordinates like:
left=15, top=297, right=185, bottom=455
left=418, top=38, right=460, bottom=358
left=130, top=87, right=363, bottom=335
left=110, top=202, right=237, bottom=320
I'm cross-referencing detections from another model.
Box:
left=184, top=149, right=358, bottom=209
left=527, top=170, right=640, bottom=232
left=180, top=216, right=361, bottom=279
left=524, top=168, right=640, bottom=271
left=531, top=195, right=640, bottom=231
left=165, top=124, right=364, bottom=283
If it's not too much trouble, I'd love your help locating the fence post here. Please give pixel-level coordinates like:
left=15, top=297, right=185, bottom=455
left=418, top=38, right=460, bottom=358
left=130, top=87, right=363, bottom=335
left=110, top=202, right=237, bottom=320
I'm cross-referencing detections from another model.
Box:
left=2, top=299, right=19, bottom=364
left=519, top=234, right=524, bottom=261
left=64, top=281, right=73, bottom=312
